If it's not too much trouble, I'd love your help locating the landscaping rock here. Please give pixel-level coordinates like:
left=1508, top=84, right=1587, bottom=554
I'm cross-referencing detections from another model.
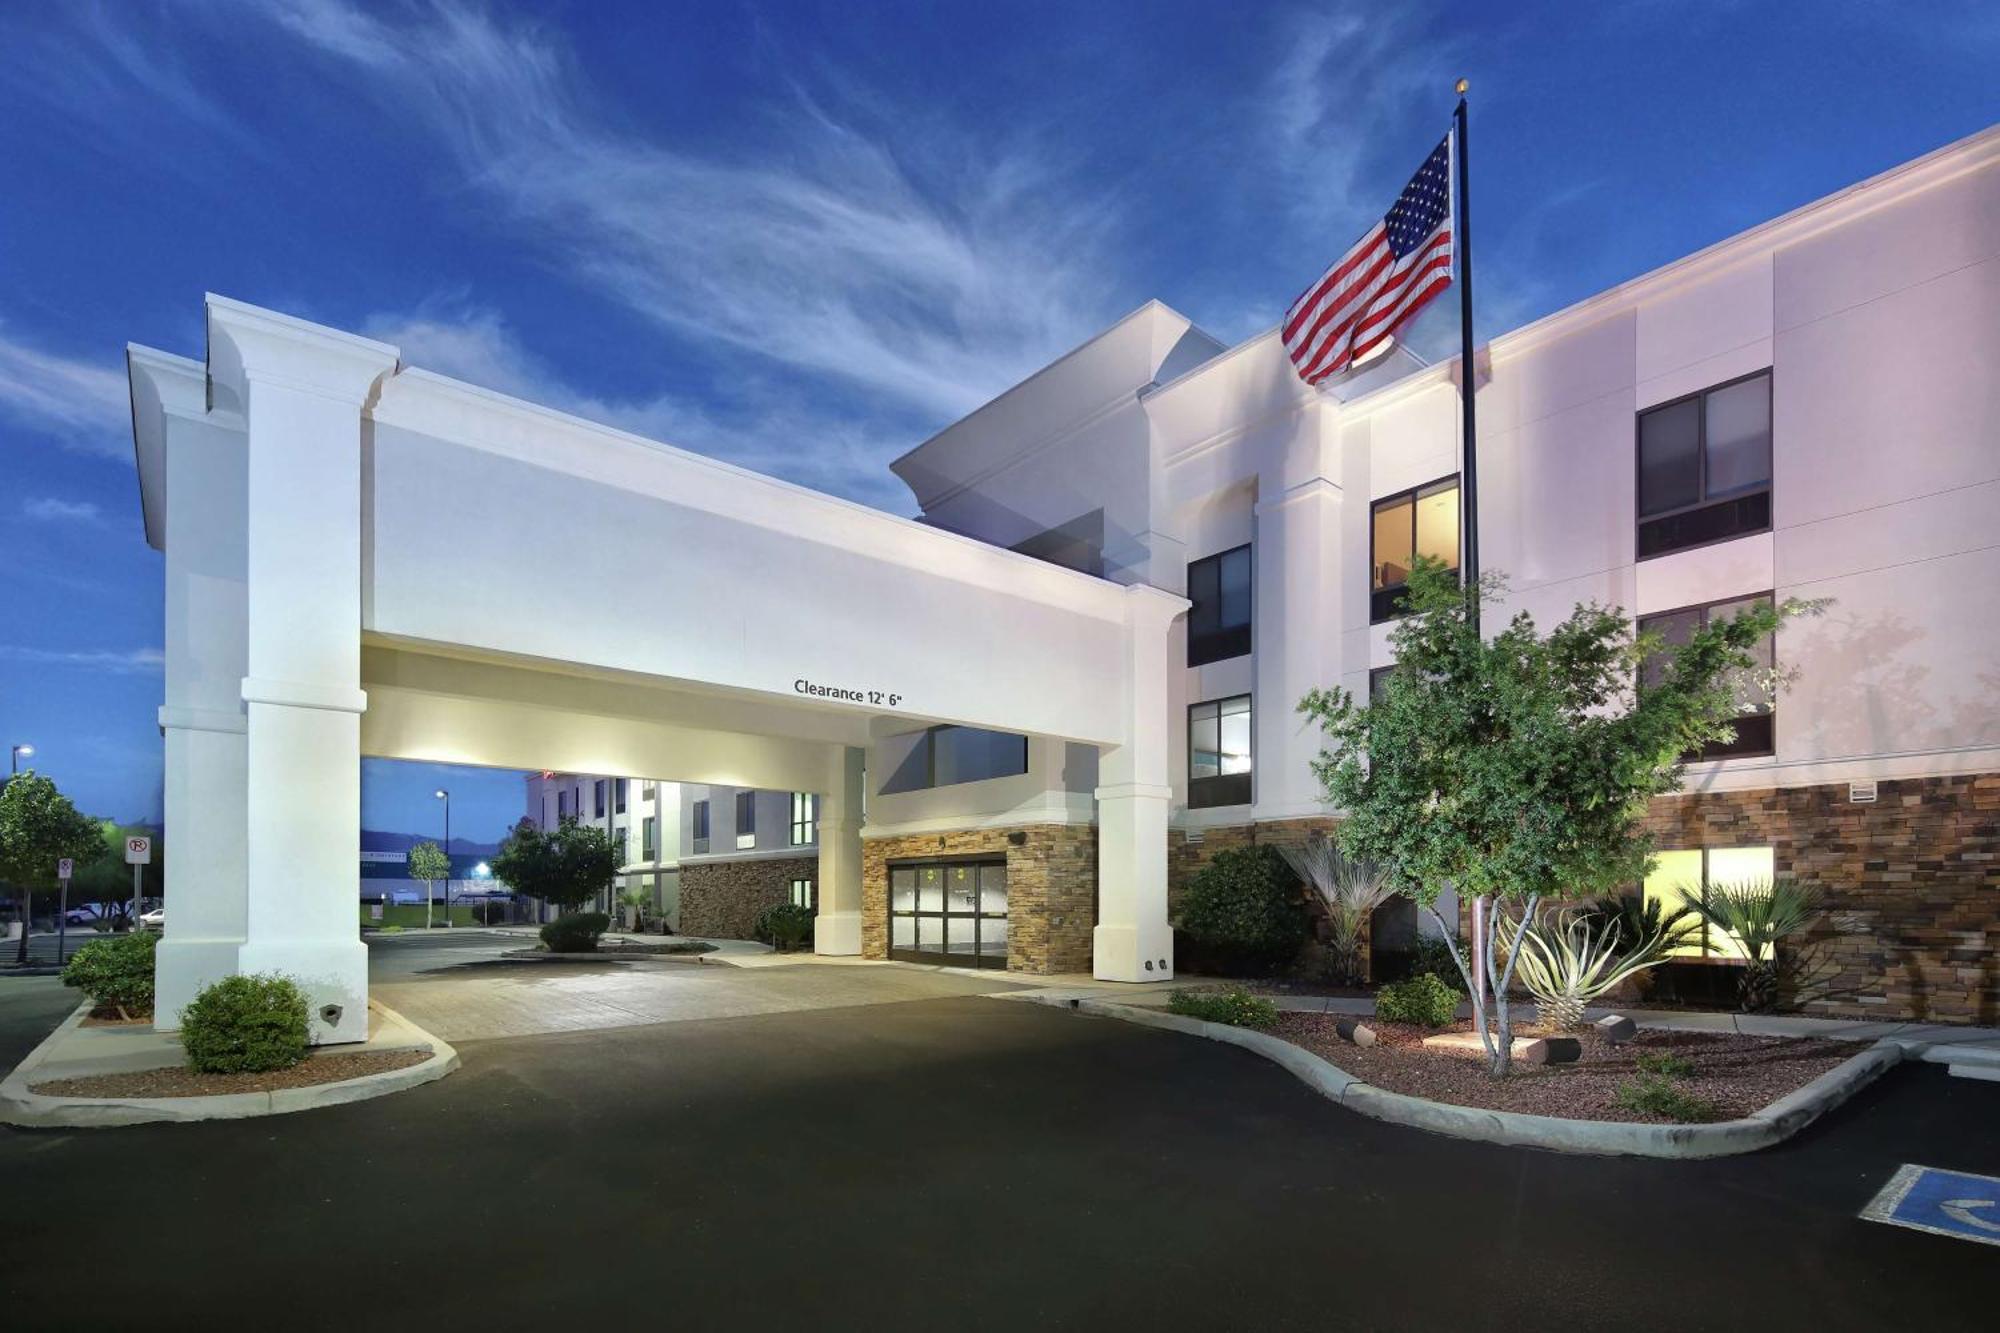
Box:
left=1333, top=1019, right=1377, bottom=1047
left=1596, top=1014, right=1638, bottom=1045
left=1520, top=1036, right=1583, bottom=1066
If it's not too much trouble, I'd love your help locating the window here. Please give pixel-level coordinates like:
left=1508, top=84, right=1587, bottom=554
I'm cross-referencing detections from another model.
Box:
left=1637, top=371, right=1772, bottom=559
left=1010, top=509, right=1105, bottom=577
left=1188, top=694, right=1252, bottom=809
left=1186, top=544, right=1252, bottom=665
left=1368, top=666, right=1394, bottom=704
left=615, top=779, right=627, bottom=815
left=790, top=792, right=817, bottom=846
left=878, top=726, right=1030, bottom=794
left=735, top=791, right=757, bottom=849
left=557, top=789, right=571, bottom=820
left=608, top=827, right=626, bottom=866
left=1643, top=847, right=1776, bottom=959
left=641, top=780, right=656, bottom=800
left=789, top=878, right=816, bottom=911
left=1638, top=593, right=1776, bottom=759
left=593, top=780, right=606, bottom=818
left=1370, top=477, right=1459, bottom=622
left=691, top=800, right=710, bottom=854
left=888, top=861, right=1008, bottom=969
left=642, top=816, right=657, bottom=862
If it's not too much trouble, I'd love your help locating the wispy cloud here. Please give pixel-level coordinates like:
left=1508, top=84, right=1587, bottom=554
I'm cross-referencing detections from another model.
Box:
left=0, top=326, right=130, bottom=457
left=0, top=645, right=164, bottom=674
left=263, top=0, right=1117, bottom=424
left=22, top=497, right=103, bottom=522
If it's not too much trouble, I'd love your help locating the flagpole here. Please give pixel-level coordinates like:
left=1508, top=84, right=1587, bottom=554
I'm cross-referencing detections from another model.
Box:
left=1453, top=79, right=1479, bottom=630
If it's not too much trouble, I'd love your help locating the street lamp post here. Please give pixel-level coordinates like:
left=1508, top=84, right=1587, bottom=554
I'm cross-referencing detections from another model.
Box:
left=434, top=788, right=451, bottom=929
left=9, top=743, right=32, bottom=776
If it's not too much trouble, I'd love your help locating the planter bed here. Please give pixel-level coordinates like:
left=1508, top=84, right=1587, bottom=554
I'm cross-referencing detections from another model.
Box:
left=30, top=1048, right=430, bottom=1100
left=1274, top=1013, right=1866, bottom=1123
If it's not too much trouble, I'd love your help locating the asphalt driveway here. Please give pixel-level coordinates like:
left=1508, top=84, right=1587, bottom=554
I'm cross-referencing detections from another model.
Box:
left=1, top=952, right=1994, bottom=1330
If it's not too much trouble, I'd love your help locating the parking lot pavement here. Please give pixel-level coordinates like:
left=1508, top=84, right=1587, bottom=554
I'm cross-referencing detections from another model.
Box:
left=3, top=967, right=1997, bottom=1331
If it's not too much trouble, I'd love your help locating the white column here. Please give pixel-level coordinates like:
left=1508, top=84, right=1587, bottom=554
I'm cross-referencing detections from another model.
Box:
left=210, top=297, right=399, bottom=1045
left=1252, top=477, right=1344, bottom=819
left=1093, top=584, right=1184, bottom=981
left=135, top=350, right=253, bottom=1028
left=814, top=745, right=865, bottom=955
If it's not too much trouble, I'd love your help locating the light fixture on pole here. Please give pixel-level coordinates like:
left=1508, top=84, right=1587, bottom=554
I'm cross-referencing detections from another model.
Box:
left=434, top=788, right=451, bottom=928
left=9, top=743, right=32, bottom=776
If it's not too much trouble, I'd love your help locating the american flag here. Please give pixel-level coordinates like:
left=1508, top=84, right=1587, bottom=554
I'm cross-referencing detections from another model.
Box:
left=1282, top=135, right=1454, bottom=386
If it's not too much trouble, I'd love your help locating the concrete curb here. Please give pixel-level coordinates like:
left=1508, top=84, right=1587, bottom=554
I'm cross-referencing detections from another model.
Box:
left=0, top=998, right=460, bottom=1129
left=497, top=947, right=718, bottom=963
left=1011, top=993, right=1903, bottom=1158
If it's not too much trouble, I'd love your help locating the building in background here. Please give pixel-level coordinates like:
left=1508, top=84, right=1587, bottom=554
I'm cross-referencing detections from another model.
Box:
left=522, top=773, right=684, bottom=926
left=676, top=785, right=821, bottom=939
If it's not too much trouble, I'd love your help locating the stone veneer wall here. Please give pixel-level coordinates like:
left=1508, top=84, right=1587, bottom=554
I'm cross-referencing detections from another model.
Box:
left=679, top=854, right=817, bottom=940
left=862, top=825, right=1096, bottom=975
left=1641, top=773, right=1999, bottom=1024
left=1167, top=817, right=1358, bottom=975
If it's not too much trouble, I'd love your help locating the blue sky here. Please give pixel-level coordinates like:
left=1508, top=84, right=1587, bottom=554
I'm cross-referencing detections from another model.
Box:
left=2, top=0, right=1995, bottom=840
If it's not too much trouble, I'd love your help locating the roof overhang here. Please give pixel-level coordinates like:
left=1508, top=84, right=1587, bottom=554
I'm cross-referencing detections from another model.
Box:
left=125, top=344, right=205, bottom=552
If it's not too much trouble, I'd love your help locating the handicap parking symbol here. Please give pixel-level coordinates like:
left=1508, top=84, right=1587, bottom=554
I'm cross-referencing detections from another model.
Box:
left=1862, top=1164, right=2000, bottom=1249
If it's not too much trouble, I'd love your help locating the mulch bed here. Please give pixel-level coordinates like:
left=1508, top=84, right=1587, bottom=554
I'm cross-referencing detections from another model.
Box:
left=81, top=1007, right=153, bottom=1028
left=31, top=1049, right=430, bottom=1100
left=1273, top=1013, right=1867, bottom=1124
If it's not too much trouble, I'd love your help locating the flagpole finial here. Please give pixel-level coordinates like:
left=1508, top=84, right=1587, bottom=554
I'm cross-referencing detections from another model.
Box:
left=1455, top=77, right=1469, bottom=96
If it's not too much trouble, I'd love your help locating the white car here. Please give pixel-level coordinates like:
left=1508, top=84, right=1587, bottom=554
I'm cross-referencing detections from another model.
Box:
left=138, top=907, right=166, bottom=931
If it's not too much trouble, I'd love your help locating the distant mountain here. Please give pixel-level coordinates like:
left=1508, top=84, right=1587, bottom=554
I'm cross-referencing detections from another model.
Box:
left=360, top=828, right=502, bottom=859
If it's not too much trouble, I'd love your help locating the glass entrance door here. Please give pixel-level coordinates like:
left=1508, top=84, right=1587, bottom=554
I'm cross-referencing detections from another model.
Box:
left=888, top=861, right=1008, bottom=969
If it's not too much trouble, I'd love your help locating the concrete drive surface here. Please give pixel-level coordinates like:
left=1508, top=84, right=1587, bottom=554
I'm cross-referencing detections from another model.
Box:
left=1, top=945, right=1995, bottom=1330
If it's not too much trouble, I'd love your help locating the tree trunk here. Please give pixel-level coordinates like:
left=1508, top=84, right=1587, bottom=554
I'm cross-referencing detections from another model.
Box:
left=1486, top=894, right=1541, bottom=1079
left=14, top=885, right=28, bottom=966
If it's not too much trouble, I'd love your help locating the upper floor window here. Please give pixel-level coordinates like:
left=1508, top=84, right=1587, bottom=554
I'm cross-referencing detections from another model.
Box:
left=735, top=791, right=757, bottom=849
left=641, top=815, right=657, bottom=862
left=1637, top=371, right=1772, bottom=559
left=608, top=827, right=626, bottom=866
left=879, top=726, right=1029, bottom=795
left=1638, top=593, right=1776, bottom=760
left=1371, top=477, right=1459, bottom=623
left=1188, top=694, right=1252, bottom=809
left=615, top=779, right=628, bottom=815
left=790, top=792, right=817, bottom=846
left=691, top=800, right=710, bottom=854
left=593, top=780, right=607, bottom=818
left=1187, top=544, right=1252, bottom=666
left=557, top=789, right=571, bottom=820
left=1368, top=665, right=1394, bottom=704
left=641, top=780, right=657, bottom=800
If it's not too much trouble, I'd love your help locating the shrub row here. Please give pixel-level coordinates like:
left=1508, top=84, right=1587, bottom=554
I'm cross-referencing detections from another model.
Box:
left=1167, top=986, right=1279, bottom=1029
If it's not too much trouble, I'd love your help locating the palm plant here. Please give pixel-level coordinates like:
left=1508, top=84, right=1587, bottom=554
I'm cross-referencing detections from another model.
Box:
left=1277, top=840, right=1398, bottom=986
left=1675, top=876, right=1823, bottom=1012
left=1579, top=894, right=1701, bottom=958
left=1504, top=906, right=1678, bottom=1032
left=616, top=884, right=651, bottom=932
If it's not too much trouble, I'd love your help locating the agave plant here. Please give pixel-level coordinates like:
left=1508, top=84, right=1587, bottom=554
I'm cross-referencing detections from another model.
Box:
left=1277, top=840, right=1398, bottom=986
left=1675, top=876, right=1823, bottom=1012
left=1504, top=907, right=1677, bottom=1032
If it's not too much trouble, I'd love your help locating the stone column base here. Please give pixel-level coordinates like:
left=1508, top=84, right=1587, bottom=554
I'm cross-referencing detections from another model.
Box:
left=814, top=910, right=863, bottom=956
left=1092, top=922, right=1174, bottom=983
left=236, top=937, right=369, bottom=1044
left=154, top=936, right=247, bottom=1030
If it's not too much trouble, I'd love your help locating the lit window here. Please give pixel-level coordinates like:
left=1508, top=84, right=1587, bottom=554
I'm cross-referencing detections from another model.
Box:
left=1187, top=545, right=1252, bottom=666
left=1637, top=372, right=1772, bottom=558
left=789, top=878, right=816, bottom=911
left=1638, top=593, right=1776, bottom=759
left=1643, top=847, right=1776, bottom=960
left=1188, top=694, right=1252, bottom=809
left=1370, top=477, right=1459, bottom=622
left=790, top=792, right=817, bottom=846
left=642, top=816, right=657, bottom=862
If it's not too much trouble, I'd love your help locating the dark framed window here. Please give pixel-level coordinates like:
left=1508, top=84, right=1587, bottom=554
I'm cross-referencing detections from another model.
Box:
left=1187, top=544, right=1252, bottom=666
left=735, top=790, right=757, bottom=849
left=615, top=779, right=627, bottom=815
left=1637, top=371, right=1772, bottom=559
left=593, top=780, right=607, bottom=818
left=790, top=792, right=817, bottom=846
left=1368, top=665, right=1394, bottom=704
left=691, top=800, right=710, bottom=854
left=641, top=816, right=657, bottom=861
left=887, top=859, right=1008, bottom=969
left=1642, top=847, right=1776, bottom=960
left=879, top=726, right=1029, bottom=794
left=557, top=789, right=571, bottom=820
left=789, top=878, right=816, bottom=911
left=1371, top=476, right=1459, bottom=622
left=1638, top=593, right=1777, bottom=759
left=1188, top=694, right=1252, bottom=809
left=641, top=780, right=657, bottom=800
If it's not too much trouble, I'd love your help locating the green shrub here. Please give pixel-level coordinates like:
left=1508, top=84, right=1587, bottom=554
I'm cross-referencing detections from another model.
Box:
left=60, top=931, right=158, bottom=1017
left=1375, top=972, right=1462, bottom=1027
left=1633, top=1050, right=1697, bottom=1078
left=1615, top=1073, right=1717, bottom=1122
left=180, top=974, right=310, bottom=1074
left=540, top=911, right=611, bottom=952
left=1167, top=986, right=1280, bottom=1029
left=1176, top=846, right=1310, bottom=975
left=1408, top=935, right=1468, bottom=987
left=753, top=902, right=815, bottom=952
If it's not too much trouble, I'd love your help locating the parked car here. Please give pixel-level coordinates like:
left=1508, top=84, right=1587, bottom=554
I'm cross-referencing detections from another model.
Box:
left=138, top=907, right=165, bottom=931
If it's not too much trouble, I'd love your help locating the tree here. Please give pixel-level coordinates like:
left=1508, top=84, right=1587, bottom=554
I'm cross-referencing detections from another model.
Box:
left=407, top=841, right=450, bottom=929
left=490, top=817, right=617, bottom=915
left=70, top=820, right=165, bottom=928
left=0, top=771, right=105, bottom=965
left=1299, top=557, right=1809, bottom=1077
